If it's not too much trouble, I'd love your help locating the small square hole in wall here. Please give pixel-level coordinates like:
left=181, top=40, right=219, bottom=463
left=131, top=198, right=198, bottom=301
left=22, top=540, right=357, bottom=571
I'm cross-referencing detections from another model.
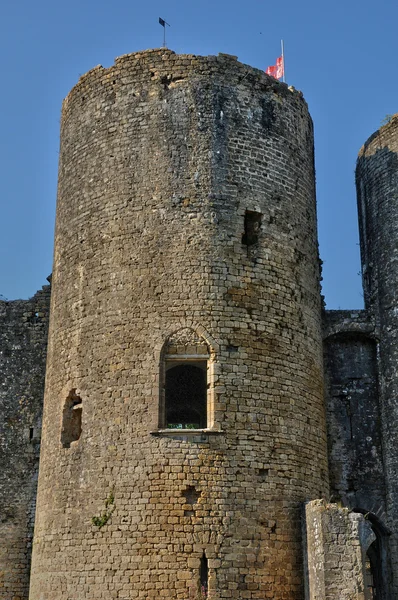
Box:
left=61, top=389, right=82, bottom=448
left=242, top=210, right=262, bottom=246
left=183, top=486, right=201, bottom=515
left=25, top=311, right=42, bottom=325
left=183, top=485, right=201, bottom=505
left=258, top=468, right=269, bottom=481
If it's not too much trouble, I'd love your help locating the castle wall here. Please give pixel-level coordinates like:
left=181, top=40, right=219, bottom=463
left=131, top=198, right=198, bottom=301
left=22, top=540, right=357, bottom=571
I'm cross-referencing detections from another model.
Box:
left=322, top=310, right=385, bottom=516
left=356, top=115, right=398, bottom=594
left=0, top=286, right=50, bottom=600
left=29, top=49, right=329, bottom=599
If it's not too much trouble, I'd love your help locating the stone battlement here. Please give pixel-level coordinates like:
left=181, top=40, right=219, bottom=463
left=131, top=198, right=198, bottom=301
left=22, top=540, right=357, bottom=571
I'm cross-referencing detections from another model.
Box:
left=63, top=48, right=302, bottom=115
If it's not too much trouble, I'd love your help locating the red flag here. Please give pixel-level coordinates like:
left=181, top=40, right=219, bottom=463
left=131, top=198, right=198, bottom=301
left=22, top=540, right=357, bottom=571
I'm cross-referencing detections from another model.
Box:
left=266, top=56, right=284, bottom=80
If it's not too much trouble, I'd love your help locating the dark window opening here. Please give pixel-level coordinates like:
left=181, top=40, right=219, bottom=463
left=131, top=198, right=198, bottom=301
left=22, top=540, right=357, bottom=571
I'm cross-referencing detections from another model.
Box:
left=238, top=574, right=247, bottom=591
left=242, top=210, right=262, bottom=246
left=354, top=509, right=389, bottom=600
left=365, top=550, right=376, bottom=599
left=26, top=311, right=42, bottom=324
left=29, top=426, right=41, bottom=443
left=366, top=538, right=385, bottom=600
left=183, top=486, right=201, bottom=516
left=183, top=485, right=201, bottom=505
left=165, top=362, right=207, bottom=429
left=226, top=345, right=239, bottom=353
left=200, top=552, right=208, bottom=598
left=258, top=468, right=269, bottom=481
left=61, top=389, right=82, bottom=448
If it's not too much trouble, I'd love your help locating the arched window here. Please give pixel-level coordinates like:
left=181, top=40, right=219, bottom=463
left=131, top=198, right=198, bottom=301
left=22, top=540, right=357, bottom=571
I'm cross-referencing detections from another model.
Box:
left=159, top=328, right=216, bottom=430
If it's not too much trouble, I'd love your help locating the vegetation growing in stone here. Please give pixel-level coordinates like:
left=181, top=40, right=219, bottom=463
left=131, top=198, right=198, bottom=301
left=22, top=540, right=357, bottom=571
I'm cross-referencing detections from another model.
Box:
left=381, top=114, right=394, bottom=126
left=91, top=489, right=115, bottom=529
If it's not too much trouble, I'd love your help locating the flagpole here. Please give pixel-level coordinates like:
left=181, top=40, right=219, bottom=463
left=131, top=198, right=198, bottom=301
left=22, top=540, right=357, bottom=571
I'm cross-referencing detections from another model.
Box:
left=159, top=18, right=170, bottom=49
left=281, top=39, right=285, bottom=83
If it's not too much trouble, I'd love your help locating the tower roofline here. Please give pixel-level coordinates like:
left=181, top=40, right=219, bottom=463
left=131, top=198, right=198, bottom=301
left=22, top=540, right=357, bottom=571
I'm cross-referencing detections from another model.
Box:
left=358, top=112, right=398, bottom=156
left=63, top=47, right=305, bottom=110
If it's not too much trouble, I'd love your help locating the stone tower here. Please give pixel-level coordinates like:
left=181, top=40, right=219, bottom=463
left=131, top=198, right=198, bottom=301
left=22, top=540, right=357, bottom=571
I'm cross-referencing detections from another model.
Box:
left=356, top=114, right=398, bottom=595
left=29, top=49, right=329, bottom=599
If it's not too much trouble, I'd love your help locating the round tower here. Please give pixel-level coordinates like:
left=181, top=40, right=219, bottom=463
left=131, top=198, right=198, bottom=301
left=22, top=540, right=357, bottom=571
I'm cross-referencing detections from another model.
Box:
left=356, top=114, right=398, bottom=593
left=30, top=49, right=328, bottom=600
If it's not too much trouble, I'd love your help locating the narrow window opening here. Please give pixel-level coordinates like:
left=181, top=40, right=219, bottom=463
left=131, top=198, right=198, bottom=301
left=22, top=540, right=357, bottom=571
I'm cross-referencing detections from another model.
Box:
left=242, top=210, right=262, bottom=246
left=61, top=389, right=82, bottom=448
left=200, top=552, right=208, bottom=598
left=165, top=361, right=207, bottom=429
left=28, top=426, right=40, bottom=443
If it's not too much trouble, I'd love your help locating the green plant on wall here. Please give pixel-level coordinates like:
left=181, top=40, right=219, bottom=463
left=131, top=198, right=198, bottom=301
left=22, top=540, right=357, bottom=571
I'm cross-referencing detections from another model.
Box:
left=91, top=488, right=115, bottom=529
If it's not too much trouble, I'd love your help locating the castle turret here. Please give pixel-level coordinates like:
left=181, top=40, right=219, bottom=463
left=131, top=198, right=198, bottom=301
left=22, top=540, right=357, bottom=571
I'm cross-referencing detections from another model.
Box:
left=356, top=114, right=398, bottom=595
left=29, top=49, right=329, bottom=600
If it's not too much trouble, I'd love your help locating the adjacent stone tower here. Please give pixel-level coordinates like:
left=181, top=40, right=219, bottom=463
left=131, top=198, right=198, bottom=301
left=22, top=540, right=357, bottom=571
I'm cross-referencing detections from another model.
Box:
left=29, top=49, right=329, bottom=599
left=356, top=114, right=398, bottom=595
left=0, top=286, right=50, bottom=600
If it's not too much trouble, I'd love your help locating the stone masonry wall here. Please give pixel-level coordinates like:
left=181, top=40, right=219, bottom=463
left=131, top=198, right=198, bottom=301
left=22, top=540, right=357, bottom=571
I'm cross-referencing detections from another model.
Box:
left=0, top=285, right=50, bottom=600
left=305, top=499, right=375, bottom=600
left=356, top=114, right=398, bottom=594
left=323, top=310, right=385, bottom=517
left=30, top=49, right=329, bottom=600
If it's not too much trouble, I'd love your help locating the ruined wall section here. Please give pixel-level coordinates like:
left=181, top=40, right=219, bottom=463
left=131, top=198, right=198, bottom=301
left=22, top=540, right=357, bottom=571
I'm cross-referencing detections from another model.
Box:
left=356, top=115, right=398, bottom=593
left=30, top=49, right=328, bottom=600
left=305, top=499, right=375, bottom=600
left=0, top=284, right=50, bottom=600
left=323, top=309, right=385, bottom=518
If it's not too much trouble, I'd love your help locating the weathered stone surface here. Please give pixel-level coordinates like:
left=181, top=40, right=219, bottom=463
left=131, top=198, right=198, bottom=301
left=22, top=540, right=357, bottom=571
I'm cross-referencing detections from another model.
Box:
left=2, top=50, right=398, bottom=600
left=0, top=285, right=50, bottom=600
left=323, top=310, right=385, bottom=515
left=28, top=49, right=328, bottom=599
left=356, top=115, right=398, bottom=595
left=305, top=500, right=374, bottom=600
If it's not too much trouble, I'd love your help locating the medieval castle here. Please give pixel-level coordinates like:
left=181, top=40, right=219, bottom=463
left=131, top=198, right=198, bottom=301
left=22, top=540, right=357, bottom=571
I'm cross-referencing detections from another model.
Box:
left=0, top=48, right=397, bottom=599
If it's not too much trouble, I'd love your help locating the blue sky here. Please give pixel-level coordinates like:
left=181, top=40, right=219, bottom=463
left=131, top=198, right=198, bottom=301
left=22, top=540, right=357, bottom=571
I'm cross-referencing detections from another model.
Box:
left=1, top=0, right=397, bottom=307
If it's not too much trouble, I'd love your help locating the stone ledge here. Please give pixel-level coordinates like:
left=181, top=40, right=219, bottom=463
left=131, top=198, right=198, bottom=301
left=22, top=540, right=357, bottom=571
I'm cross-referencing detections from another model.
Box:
left=150, top=429, right=224, bottom=442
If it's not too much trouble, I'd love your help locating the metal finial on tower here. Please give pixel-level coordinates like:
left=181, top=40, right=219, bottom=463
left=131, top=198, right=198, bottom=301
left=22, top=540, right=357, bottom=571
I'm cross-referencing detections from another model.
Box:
left=159, top=17, right=170, bottom=48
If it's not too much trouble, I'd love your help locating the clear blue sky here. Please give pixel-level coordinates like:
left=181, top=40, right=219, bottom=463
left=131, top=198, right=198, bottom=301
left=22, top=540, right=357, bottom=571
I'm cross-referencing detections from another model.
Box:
left=1, top=0, right=397, bottom=307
